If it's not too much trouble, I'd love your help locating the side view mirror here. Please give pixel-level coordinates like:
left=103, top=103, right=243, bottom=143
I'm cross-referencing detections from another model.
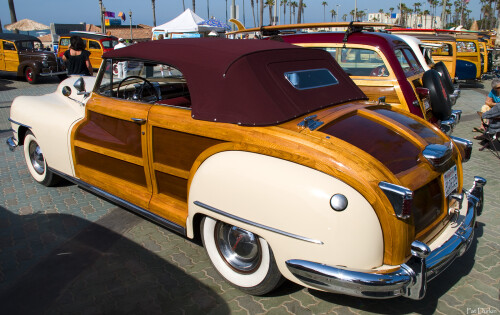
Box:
left=62, top=86, right=71, bottom=97
left=74, top=77, right=86, bottom=93
left=73, top=76, right=90, bottom=98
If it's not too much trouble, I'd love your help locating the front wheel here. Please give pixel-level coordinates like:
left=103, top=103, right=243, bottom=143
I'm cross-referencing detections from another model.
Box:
left=201, top=216, right=284, bottom=295
left=23, top=131, right=60, bottom=186
left=24, top=66, right=38, bottom=84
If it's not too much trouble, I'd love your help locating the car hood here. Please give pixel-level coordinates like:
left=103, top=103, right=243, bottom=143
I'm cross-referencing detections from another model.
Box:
left=19, top=50, right=57, bottom=60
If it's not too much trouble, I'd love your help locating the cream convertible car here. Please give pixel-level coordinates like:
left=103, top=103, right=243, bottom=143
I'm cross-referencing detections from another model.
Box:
left=7, top=38, right=485, bottom=299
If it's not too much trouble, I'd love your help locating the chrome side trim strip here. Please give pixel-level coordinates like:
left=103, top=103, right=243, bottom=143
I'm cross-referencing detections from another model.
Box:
left=193, top=200, right=323, bottom=245
left=50, top=168, right=186, bottom=236
left=8, top=118, right=31, bottom=129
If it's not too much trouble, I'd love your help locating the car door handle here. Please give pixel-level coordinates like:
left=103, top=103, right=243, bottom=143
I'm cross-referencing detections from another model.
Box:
left=131, top=118, right=146, bottom=125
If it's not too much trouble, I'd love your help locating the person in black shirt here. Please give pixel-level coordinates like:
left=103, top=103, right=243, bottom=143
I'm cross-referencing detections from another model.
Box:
left=62, top=35, right=93, bottom=76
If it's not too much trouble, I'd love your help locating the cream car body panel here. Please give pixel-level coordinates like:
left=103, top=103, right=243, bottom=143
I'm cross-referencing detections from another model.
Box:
left=396, top=35, right=432, bottom=71
left=187, top=151, right=384, bottom=282
left=9, top=76, right=95, bottom=176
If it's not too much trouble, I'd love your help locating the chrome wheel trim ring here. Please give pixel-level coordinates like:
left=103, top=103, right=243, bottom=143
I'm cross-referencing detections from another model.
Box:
left=29, top=140, right=45, bottom=175
left=214, top=221, right=262, bottom=274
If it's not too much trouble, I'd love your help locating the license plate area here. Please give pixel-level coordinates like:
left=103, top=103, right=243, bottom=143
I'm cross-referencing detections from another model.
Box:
left=444, top=165, right=458, bottom=197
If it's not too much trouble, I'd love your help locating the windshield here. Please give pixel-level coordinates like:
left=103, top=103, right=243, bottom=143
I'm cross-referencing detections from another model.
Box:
left=322, top=47, right=388, bottom=77
left=17, top=40, right=42, bottom=51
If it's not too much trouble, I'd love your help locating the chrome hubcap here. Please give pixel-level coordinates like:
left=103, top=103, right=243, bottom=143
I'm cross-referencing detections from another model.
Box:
left=215, top=222, right=261, bottom=273
left=29, top=140, right=45, bottom=174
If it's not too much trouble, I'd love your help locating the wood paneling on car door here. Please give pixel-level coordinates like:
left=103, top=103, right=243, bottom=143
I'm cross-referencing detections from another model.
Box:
left=72, top=94, right=153, bottom=209
left=147, top=107, right=224, bottom=226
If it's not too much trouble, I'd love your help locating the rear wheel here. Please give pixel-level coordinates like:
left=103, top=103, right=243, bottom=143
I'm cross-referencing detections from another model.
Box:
left=23, top=131, right=60, bottom=186
left=24, top=66, right=38, bottom=84
left=201, top=216, right=284, bottom=295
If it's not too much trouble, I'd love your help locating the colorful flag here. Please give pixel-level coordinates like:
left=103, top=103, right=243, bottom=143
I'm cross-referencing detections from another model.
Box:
left=118, top=12, right=126, bottom=21
left=104, top=11, right=115, bottom=18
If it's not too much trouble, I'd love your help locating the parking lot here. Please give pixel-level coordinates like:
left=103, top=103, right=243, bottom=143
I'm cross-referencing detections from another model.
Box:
left=0, top=74, right=499, bottom=315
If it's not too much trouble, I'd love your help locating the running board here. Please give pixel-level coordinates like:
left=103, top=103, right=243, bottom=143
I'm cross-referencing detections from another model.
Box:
left=50, top=168, right=186, bottom=236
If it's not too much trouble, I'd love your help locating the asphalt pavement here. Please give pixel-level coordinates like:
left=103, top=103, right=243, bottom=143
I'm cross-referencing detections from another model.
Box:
left=0, top=74, right=499, bottom=315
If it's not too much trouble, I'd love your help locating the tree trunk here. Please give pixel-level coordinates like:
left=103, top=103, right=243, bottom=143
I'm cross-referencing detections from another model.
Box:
left=259, top=0, right=264, bottom=27
left=8, top=0, right=18, bottom=34
left=297, top=0, right=303, bottom=23
left=251, top=0, right=256, bottom=27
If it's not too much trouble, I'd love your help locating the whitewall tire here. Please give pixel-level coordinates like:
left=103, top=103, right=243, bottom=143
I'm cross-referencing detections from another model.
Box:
left=201, top=216, right=283, bottom=295
left=23, top=131, right=59, bottom=186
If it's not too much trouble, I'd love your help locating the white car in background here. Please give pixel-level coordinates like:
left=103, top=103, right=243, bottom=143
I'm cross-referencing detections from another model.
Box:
left=396, top=34, right=461, bottom=105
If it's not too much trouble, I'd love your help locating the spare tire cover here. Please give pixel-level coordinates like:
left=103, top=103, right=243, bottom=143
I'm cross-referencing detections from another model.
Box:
left=433, top=61, right=454, bottom=95
left=423, top=69, right=451, bottom=120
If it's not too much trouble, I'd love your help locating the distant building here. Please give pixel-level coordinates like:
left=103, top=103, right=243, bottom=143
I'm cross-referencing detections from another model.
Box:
left=367, top=13, right=442, bottom=29
left=85, top=24, right=152, bottom=43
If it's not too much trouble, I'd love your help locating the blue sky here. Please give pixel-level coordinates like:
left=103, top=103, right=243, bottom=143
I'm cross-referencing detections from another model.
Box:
left=0, top=0, right=484, bottom=30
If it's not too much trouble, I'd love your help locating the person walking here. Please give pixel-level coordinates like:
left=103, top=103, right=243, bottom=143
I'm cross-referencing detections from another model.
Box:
left=62, top=35, right=93, bottom=76
left=114, top=38, right=128, bottom=79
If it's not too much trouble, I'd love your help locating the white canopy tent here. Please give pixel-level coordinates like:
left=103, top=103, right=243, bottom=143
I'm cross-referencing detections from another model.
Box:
left=152, top=9, right=226, bottom=39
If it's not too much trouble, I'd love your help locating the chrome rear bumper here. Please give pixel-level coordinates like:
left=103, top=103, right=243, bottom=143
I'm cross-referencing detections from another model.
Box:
left=286, top=176, right=486, bottom=300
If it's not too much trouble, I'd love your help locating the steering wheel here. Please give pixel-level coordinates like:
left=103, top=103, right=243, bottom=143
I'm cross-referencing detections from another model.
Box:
left=116, top=76, right=159, bottom=102
left=370, top=66, right=388, bottom=77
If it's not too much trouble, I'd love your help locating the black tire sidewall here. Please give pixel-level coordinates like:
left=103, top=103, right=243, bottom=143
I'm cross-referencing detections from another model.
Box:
left=434, top=62, right=454, bottom=95
left=423, top=69, right=452, bottom=120
left=25, top=66, right=38, bottom=84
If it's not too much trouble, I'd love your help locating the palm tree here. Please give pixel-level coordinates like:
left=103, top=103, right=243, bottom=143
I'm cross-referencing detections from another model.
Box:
left=330, top=9, right=337, bottom=21
left=8, top=0, right=18, bottom=34
left=297, top=0, right=304, bottom=23
left=291, top=1, right=298, bottom=22
left=250, top=0, right=256, bottom=27
left=342, top=13, right=347, bottom=21
left=423, top=9, right=430, bottom=27
left=152, top=0, right=157, bottom=27
left=322, top=1, right=328, bottom=22
left=260, top=0, right=264, bottom=27
left=299, top=2, right=306, bottom=23
left=389, top=7, right=394, bottom=23
left=282, top=0, right=288, bottom=25
left=414, top=2, right=421, bottom=28
left=265, top=0, right=275, bottom=24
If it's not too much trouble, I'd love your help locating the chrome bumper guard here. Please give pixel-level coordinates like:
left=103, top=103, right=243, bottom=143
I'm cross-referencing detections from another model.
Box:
left=440, top=110, right=462, bottom=135
left=449, top=89, right=461, bottom=105
left=6, top=137, right=17, bottom=152
left=286, top=176, right=486, bottom=300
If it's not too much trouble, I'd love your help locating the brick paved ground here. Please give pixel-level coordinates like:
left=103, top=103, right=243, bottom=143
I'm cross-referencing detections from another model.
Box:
left=0, top=76, right=498, bottom=315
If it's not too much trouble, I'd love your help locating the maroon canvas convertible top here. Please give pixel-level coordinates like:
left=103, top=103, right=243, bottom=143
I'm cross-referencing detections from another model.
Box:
left=104, top=38, right=366, bottom=126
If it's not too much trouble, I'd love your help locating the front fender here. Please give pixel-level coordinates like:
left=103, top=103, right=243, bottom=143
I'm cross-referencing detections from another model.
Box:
left=17, top=60, right=40, bottom=76
left=187, top=151, right=384, bottom=282
left=9, top=77, right=92, bottom=176
left=456, top=60, right=477, bottom=80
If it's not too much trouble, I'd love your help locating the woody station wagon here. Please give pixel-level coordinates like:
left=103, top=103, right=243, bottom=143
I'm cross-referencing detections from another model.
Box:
left=0, top=33, right=66, bottom=84
left=7, top=38, right=485, bottom=299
